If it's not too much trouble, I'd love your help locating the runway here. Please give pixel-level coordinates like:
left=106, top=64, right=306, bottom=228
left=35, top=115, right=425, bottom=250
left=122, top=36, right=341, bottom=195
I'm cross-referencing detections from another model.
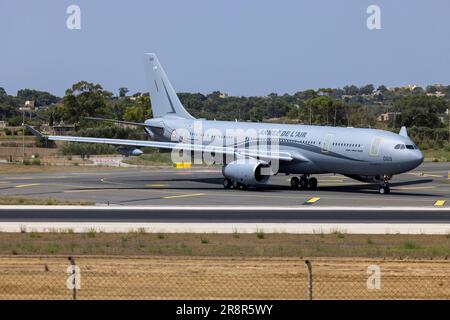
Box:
left=0, top=205, right=449, bottom=223
left=0, top=162, right=448, bottom=208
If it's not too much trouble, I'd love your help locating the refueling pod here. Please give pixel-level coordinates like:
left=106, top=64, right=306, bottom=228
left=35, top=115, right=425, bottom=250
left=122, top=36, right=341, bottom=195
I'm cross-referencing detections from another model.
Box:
left=116, top=147, right=143, bottom=157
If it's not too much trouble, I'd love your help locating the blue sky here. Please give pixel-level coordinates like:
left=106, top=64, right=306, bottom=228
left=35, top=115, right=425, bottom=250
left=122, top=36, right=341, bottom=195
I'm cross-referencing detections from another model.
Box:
left=1, top=0, right=449, bottom=97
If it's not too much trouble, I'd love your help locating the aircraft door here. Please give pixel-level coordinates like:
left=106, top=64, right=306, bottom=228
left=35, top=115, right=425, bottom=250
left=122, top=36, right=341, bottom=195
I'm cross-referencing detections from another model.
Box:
left=321, top=134, right=334, bottom=153
left=369, top=137, right=382, bottom=156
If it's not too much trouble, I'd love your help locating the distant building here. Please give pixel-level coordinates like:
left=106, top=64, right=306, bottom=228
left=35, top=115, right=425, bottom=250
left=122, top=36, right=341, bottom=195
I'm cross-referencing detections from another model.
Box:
left=24, top=100, right=35, bottom=108
left=219, top=92, right=229, bottom=98
left=52, top=121, right=75, bottom=135
left=426, top=91, right=445, bottom=98
left=377, top=112, right=401, bottom=122
left=401, top=84, right=421, bottom=92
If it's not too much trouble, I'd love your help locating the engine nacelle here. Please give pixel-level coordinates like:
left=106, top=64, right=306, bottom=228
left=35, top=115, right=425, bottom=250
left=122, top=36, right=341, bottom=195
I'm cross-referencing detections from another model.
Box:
left=116, top=147, right=143, bottom=157
left=222, top=159, right=271, bottom=186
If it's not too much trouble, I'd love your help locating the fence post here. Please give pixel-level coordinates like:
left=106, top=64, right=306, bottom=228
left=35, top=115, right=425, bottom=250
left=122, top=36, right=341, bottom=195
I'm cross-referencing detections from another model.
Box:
left=68, top=256, right=77, bottom=300
left=305, top=260, right=313, bottom=300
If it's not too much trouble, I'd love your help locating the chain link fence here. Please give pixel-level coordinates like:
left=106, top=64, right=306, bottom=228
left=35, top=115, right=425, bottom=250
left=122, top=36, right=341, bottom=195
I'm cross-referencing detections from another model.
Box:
left=0, top=256, right=449, bottom=300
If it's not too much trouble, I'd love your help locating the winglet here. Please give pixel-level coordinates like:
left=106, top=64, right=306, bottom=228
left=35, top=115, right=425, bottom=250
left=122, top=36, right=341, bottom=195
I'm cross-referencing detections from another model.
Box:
left=399, top=126, right=408, bottom=137
left=24, top=124, right=45, bottom=139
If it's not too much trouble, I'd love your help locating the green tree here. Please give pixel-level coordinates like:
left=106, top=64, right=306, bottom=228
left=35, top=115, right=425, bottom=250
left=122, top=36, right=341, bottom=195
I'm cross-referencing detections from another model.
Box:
left=394, top=95, right=448, bottom=128
left=343, top=85, right=359, bottom=95
left=123, top=95, right=152, bottom=122
left=118, top=87, right=129, bottom=98
left=359, top=84, right=375, bottom=95
left=60, top=81, right=113, bottom=123
left=17, top=89, right=60, bottom=106
left=377, top=85, right=388, bottom=93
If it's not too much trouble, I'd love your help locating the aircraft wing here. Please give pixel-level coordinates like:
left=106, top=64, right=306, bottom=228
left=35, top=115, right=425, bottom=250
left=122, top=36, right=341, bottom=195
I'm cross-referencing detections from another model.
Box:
left=25, top=126, right=296, bottom=161
left=47, top=135, right=294, bottom=161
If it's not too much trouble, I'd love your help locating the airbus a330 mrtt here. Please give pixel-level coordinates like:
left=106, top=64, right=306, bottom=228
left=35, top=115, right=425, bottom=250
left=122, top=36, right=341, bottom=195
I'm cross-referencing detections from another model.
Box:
left=27, top=54, right=424, bottom=194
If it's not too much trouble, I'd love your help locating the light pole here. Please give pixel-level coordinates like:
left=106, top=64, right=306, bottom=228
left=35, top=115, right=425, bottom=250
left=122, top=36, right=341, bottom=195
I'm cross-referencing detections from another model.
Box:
left=19, top=107, right=30, bottom=162
left=21, top=108, right=25, bottom=161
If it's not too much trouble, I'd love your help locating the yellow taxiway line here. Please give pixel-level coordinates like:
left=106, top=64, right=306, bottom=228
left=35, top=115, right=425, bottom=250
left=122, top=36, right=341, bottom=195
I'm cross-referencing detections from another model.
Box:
left=163, top=193, right=206, bottom=199
left=64, top=189, right=111, bottom=193
left=15, top=183, right=40, bottom=188
left=396, top=186, right=436, bottom=190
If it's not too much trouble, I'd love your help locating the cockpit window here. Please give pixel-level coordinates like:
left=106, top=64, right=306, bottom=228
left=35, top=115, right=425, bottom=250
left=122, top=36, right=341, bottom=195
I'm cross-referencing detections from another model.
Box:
left=395, top=144, right=406, bottom=150
left=405, top=145, right=414, bottom=150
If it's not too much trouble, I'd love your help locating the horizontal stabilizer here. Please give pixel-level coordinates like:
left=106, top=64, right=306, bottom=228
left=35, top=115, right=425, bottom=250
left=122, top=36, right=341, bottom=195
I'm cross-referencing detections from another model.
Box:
left=84, top=117, right=150, bottom=127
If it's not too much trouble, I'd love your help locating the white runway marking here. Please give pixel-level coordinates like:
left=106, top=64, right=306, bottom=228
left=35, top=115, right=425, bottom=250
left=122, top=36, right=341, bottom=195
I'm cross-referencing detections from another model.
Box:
left=0, top=222, right=449, bottom=235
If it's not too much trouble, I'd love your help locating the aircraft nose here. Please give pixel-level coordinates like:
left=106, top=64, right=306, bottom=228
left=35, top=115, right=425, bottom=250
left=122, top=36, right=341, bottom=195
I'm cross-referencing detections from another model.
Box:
left=410, top=151, right=424, bottom=167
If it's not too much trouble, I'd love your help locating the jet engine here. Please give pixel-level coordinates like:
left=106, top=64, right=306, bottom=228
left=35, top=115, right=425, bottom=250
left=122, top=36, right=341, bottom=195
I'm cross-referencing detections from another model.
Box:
left=222, top=159, right=272, bottom=186
left=116, top=147, right=143, bottom=157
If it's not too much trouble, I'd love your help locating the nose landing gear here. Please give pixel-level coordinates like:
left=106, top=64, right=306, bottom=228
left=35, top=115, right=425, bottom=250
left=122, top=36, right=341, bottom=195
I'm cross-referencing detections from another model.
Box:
left=378, top=175, right=391, bottom=194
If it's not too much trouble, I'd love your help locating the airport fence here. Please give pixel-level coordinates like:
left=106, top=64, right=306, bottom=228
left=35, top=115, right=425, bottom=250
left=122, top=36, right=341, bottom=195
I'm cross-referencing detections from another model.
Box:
left=0, top=256, right=449, bottom=300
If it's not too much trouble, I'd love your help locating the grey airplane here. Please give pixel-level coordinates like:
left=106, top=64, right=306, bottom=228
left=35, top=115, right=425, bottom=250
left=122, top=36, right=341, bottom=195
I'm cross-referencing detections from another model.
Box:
left=27, top=53, right=424, bottom=194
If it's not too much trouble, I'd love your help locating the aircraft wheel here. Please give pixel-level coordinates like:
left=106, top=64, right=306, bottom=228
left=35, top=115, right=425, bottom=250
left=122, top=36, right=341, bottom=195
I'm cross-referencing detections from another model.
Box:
left=290, top=177, right=299, bottom=189
left=223, top=178, right=232, bottom=189
left=299, top=177, right=309, bottom=189
left=309, top=177, right=318, bottom=189
left=379, top=186, right=390, bottom=194
left=232, top=180, right=240, bottom=189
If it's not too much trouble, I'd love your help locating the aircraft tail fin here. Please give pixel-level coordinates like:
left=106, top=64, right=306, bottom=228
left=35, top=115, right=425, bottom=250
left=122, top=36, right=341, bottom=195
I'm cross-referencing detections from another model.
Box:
left=144, top=53, right=194, bottom=120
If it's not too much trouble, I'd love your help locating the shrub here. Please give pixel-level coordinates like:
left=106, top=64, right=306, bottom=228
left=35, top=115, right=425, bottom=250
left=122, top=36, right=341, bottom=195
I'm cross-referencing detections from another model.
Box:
left=157, top=232, right=165, bottom=239
left=60, top=142, right=115, bottom=156
left=87, top=228, right=97, bottom=238
left=256, top=229, right=265, bottom=239
left=402, top=241, right=419, bottom=250
left=200, top=237, right=209, bottom=244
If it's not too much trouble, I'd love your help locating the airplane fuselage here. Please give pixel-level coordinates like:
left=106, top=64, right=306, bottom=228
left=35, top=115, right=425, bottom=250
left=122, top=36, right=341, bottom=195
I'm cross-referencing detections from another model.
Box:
left=146, top=117, right=424, bottom=176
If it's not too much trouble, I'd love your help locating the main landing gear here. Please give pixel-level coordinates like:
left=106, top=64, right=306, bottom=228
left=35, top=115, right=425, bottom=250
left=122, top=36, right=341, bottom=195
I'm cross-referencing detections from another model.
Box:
left=223, top=178, right=249, bottom=190
left=290, top=175, right=318, bottom=190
